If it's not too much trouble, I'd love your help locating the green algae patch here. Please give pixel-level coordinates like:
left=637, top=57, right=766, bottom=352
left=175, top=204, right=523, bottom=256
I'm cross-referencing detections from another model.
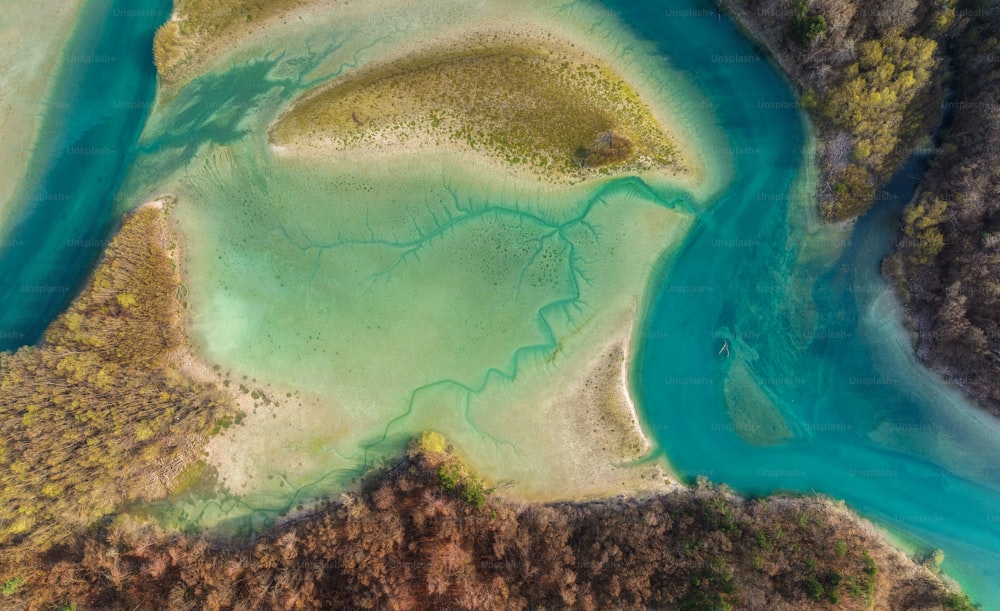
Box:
left=169, top=460, right=220, bottom=499
left=270, top=34, right=681, bottom=181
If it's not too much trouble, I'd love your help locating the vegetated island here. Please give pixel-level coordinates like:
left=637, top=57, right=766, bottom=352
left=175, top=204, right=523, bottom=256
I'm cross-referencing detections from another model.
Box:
left=722, top=0, right=1000, bottom=415
left=0, top=205, right=974, bottom=609
left=269, top=32, right=687, bottom=183
left=153, top=0, right=315, bottom=85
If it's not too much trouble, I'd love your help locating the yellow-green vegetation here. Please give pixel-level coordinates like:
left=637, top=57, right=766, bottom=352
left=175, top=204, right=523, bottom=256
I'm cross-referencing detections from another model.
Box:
left=1, top=577, right=23, bottom=596
left=0, top=207, right=235, bottom=553
left=271, top=36, right=680, bottom=180
left=410, top=430, right=448, bottom=456
left=901, top=194, right=947, bottom=266
left=417, top=437, right=493, bottom=509
left=169, top=459, right=218, bottom=499
left=169, top=0, right=305, bottom=34
left=153, top=0, right=307, bottom=82
left=437, top=461, right=491, bottom=509
left=821, top=35, right=938, bottom=220
left=152, top=21, right=188, bottom=78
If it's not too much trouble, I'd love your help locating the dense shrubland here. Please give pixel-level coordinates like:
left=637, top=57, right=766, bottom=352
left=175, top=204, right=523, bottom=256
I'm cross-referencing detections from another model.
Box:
left=0, top=206, right=235, bottom=557
left=0, top=436, right=970, bottom=610
left=820, top=34, right=938, bottom=218
left=888, top=1, right=1000, bottom=413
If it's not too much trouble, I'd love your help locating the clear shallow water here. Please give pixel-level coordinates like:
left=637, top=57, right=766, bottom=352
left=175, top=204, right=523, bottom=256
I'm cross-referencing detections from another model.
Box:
left=0, top=0, right=170, bottom=349
left=2, top=0, right=1000, bottom=606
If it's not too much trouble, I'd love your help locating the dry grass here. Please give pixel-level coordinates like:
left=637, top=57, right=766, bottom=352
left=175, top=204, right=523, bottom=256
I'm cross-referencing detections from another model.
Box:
left=152, top=21, right=189, bottom=77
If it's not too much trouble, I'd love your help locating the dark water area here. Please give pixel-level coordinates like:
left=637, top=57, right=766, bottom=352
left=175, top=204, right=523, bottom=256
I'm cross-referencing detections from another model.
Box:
left=0, top=0, right=170, bottom=350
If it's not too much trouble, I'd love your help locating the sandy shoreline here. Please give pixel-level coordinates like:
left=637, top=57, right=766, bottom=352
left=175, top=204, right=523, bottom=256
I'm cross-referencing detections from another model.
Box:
left=486, top=310, right=679, bottom=503
left=202, top=302, right=676, bottom=503
left=271, top=131, right=697, bottom=190
left=272, top=137, right=697, bottom=194
left=149, top=196, right=313, bottom=495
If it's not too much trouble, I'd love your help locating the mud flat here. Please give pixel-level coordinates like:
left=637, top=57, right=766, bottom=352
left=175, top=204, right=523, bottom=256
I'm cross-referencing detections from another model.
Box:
left=159, top=151, right=694, bottom=527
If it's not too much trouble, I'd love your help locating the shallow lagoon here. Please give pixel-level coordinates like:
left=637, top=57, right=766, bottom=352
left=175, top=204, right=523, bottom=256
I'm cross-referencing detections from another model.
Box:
left=114, top=0, right=720, bottom=525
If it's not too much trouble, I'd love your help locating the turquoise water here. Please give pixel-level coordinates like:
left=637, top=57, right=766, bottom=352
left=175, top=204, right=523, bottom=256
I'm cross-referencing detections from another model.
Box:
left=0, top=0, right=169, bottom=349
left=2, top=0, right=999, bottom=606
left=620, top=0, right=1000, bottom=606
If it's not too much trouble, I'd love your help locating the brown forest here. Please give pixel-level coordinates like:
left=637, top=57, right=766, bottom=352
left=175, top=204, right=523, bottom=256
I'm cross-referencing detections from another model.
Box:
left=889, top=1, right=1000, bottom=413
left=0, top=438, right=973, bottom=610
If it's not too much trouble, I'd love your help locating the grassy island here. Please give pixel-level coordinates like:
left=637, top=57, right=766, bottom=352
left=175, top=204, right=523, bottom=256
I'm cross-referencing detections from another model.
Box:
left=270, top=34, right=683, bottom=181
left=153, top=0, right=309, bottom=82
